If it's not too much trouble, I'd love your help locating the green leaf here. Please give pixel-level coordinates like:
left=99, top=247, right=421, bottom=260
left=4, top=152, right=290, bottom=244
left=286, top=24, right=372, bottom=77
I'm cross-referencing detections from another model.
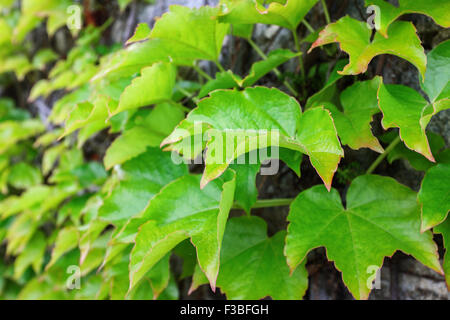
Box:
left=421, top=39, right=450, bottom=104
left=93, top=6, right=228, bottom=80
left=190, top=216, right=308, bottom=299
left=114, top=62, right=176, bottom=115
left=126, top=23, right=151, bottom=45
left=47, top=226, right=79, bottom=269
left=418, top=163, right=450, bottom=231
left=13, top=231, right=46, bottom=280
left=365, top=0, right=450, bottom=38
left=238, top=49, right=300, bottom=87
left=198, top=49, right=299, bottom=97
left=0, top=185, right=50, bottom=219
left=150, top=5, right=229, bottom=62
left=61, top=99, right=110, bottom=139
left=381, top=131, right=446, bottom=171
left=0, top=119, right=45, bottom=154
left=104, top=104, right=185, bottom=169
left=377, top=82, right=449, bottom=161
left=231, top=23, right=254, bottom=39
left=309, top=17, right=426, bottom=79
left=219, top=0, right=319, bottom=30
left=229, top=162, right=259, bottom=214
left=435, top=218, right=450, bottom=288
left=129, top=172, right=236, bottom=291
left=285, top=174, right=442, bottom=300
left=198, top=71, right=239, bottom=98
left=325, top=77, right=383, bottom=153
left=32, top=48, right=58, bottom=70
left=305, top=59, right=347, bottom=109
left=163, top=87, right=342, bottom=190
left=99, top=148, right=188, bottom=224
left=118, top=0, right=133, bottom=11
left=8, top=162, right=42, bottom=189
left=48, top=85, right=91, bottom=123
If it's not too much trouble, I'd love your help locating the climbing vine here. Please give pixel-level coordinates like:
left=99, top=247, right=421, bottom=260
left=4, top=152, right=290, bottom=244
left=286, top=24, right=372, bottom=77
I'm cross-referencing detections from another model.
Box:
left=0, top=0, right=449, bottom=300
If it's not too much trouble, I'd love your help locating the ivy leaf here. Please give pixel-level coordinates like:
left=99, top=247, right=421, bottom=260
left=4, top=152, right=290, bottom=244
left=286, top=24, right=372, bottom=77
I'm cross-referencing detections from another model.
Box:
left=163, top=87, right=342, bottom=190
left=104, top=104, right=185, bottom=169
left=190, top=216, right=308, bottom=300
left=32, top=48, right=58, bottom=70
left=126, top=23, right=151, bottom=45
left=99, top=148, right=188, bottom=225
left=150, top=5, right=229, bottom=62
left=13, top=231, right=46, bottom=280
left=365, top=0, right=450, bottom=38
left=305, top=59, right=347, bottom=109
left=114, top=62, right=177, bottom=115
left=61, top=99, right=110, bottom=139
left=421, top=39, right=450, bottom=104
left=94, top=5, right=228, bottom=80
left=285, top=174, right=442, bottom=300
left=309, top=17, right=426, bottom=79
left=129, top=173, right=236, bottom=291
left=435, top=218, right=450, bottom=288
left=8, top=162, right=42, bottom=189
left=418, top=163, right=450, bottom=231
left=325, top=77, right=383, bottom=153
left=48, top=85, right=91, bottom=124
left=231, top=23, right=254, bottom=39
left=198, top=71, right=239, bottom=98
left=0, top=119, right=45, bottom=154
left=219, top=0, right=319, bottom=31
left=198, top=49, right=299, bottom=98
left=237, top=49, right=300, bottom=87
left=381, top=131, right=446, bottom=171
left=47, top=226, right=79, bottom=270
left=377, top=82, right=449, bottom=161
left=229, top=162, right=259, bottom=214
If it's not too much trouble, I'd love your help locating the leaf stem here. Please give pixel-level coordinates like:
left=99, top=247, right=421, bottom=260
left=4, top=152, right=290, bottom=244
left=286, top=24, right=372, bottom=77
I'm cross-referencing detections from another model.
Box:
left=302, top=20, right=315, bottom=33
left=292, top=30, right=306, bottom=97
left=366, top=136, right=401, bottom=174
left=193, top=65, right=213, bottom=81
left=321, top=0, right=331, bottom=24
left=168, top=100, right=191, bottom=113
left=215, top=60, right=225, bottom=72
left=176, top=87, right=199, bottom=105
left=247, top=38, right=299, bottom=97
left=233, top=198, right=294, bottom=210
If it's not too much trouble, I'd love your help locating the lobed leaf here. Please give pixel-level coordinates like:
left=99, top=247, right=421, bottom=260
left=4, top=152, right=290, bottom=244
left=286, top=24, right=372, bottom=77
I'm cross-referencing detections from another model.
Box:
left=377, top=81, right=449, bottom=161
left=163, top=87, right=342, bottom=190
left=219, top=0, right=319, bottom=30
left=365, top=0, right=450, bottom=38
left=129, top=172, right=236, bottom=291
left=418, top=163, right=450, bottom=231
left=285, top=174, right=442, bottom=299
left=309, top=17, right=426, bottom=79
left=190, top=216, right=308, bottom=299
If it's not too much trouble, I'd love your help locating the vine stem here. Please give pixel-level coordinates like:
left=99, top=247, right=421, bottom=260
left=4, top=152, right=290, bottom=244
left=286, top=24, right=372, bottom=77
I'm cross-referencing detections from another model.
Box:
left=366, top=136, right=401, bottom=174
left=193, top=65, right=213, bottom=81
left=215, top=60, right=225, bottom=72
left=292, top=30, right=307, bottom=98
left=233, top=198, right=294, bottom=210
left=302, top=20, right=315, bottom=33
left=176, top=87, right=199, bottom=105
left=247, top=39, right=298, bottom=97
left=321, top=0, right=331, bottom=24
